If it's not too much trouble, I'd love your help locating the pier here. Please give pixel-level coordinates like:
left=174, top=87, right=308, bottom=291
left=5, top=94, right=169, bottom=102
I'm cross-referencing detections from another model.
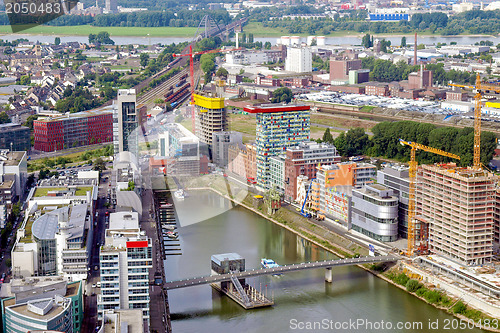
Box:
left=209, top=253, right=274, bottom=309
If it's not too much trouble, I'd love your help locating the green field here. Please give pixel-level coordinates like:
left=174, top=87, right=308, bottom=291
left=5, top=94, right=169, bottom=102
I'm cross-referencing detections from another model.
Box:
left=0, top=25, right=197, bottom=37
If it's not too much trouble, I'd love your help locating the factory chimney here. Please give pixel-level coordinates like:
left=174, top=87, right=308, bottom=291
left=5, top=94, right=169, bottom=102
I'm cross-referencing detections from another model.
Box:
left=414, top=32, right=417, bottom=66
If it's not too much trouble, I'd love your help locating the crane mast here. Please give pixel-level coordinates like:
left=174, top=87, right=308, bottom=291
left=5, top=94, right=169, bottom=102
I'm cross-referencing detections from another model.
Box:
left=450, top=74, right=500, bottom=169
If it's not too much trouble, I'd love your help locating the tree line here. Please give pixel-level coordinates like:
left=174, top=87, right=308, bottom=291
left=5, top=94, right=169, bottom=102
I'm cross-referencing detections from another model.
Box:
left=319, top=121, right=497, bottom=167
left=247, top=8, right=500, bottom=36
left=361, top=57, right=476, bottom=84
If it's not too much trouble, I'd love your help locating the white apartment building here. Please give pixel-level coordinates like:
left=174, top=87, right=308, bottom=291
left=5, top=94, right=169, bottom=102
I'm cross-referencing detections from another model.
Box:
left=98, top=211, right=152, bottom=322
left=285, top=47, right=312, bottom=73
left=226, top=51, right=268, bottom=65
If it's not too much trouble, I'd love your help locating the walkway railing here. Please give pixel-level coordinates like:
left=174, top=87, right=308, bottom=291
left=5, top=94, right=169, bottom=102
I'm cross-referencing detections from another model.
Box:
left=165, top=255, right=398, bottom=290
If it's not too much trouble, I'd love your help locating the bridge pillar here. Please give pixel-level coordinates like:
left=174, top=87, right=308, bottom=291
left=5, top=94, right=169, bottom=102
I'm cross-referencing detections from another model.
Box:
left=325, top=268, right=333, bottom=283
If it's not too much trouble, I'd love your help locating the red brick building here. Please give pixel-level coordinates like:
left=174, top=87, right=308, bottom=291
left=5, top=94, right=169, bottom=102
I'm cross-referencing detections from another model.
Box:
left=330, top=56, right=362, bottom=81
left=283, top=141, right=341, bottom=202
left=365, top=82, right=389, bottom=96
left=34, top=108, right=113, bottom=152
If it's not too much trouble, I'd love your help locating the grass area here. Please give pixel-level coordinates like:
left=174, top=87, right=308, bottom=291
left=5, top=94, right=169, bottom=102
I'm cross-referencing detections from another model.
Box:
left=1, top=25, right=197, bottom=37
left=179, top=119, right=193, bottom=132
left=360, top=105, right=376, bottom=112
left=34, top=187, right=66, bottom=197
left=242, top=22, right=288, bottom=37
left=311, top=114, right=376, bottom=131
left=34, top=186, right=92, bottom=197
left=19, top=218, right=34, bottom=243
left=228, top=113, right=257, bottom=142
left=75, top=186, right=93, bottom=196
left=385, top=269, right=497, bottom=323
left=28, top=145, right=112, bottom=172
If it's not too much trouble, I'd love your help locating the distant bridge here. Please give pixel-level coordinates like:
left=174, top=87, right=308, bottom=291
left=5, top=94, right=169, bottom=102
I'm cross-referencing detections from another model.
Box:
left=165, top=255, right=398, bottom=290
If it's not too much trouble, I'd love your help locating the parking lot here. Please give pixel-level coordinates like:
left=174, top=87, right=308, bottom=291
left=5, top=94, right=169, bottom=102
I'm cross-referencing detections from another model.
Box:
left=297, top=92, right=500, bottom=124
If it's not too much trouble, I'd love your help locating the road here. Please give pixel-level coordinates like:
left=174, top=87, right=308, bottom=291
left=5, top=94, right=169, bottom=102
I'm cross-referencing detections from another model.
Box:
left=81, top=166, right=114, bottom=333
left=141, top=185, right=169, bottom=333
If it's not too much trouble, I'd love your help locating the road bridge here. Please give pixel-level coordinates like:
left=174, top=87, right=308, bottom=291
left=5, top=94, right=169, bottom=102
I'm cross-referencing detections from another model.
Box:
left=165, top=255, right=398, bottom=290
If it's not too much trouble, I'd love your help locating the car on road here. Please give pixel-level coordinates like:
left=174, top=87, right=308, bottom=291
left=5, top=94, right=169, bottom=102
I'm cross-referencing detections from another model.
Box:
left=92, top=283, right=97, bottom=288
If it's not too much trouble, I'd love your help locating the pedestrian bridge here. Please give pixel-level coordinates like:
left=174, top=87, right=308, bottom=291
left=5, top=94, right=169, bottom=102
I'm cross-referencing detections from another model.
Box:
left=164, top=255, right=398, bottom=290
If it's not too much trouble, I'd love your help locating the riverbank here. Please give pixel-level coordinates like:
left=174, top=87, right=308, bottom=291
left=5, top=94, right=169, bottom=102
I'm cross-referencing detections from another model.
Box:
left=187, top=185, right=499, bottom=332
left=0, top=25, right=197, bottom=37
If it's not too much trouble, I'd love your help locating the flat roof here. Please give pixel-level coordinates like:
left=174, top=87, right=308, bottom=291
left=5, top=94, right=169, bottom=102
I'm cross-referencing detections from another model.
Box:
left=211, top=253, right=243, bottom=265
left=109, top=211, right=139, bottom=230
left=34, top=105, right=113, bottom=122
left=244, top=104, right=310, bottom=114
left=0, top=151, right=26, bottom=166
left=6, top=297, right=70, bottom=321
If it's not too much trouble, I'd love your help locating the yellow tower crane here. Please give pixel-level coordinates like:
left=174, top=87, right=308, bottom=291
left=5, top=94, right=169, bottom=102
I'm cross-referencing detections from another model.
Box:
left=399, top=139, right=461, bottom=256
left=450, top=74, right=500, bottom=169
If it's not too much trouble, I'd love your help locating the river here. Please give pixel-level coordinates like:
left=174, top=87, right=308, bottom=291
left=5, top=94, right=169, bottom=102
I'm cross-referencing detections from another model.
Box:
left=1, top=33, right=500, bottom=46
left=165, top=190, right=487, bottom=333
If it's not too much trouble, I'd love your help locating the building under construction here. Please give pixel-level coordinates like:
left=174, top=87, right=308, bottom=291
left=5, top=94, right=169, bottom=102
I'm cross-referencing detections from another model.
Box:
left=193, top=92, right=227, bottom=152
left=416, top=163, right=497, bottom=266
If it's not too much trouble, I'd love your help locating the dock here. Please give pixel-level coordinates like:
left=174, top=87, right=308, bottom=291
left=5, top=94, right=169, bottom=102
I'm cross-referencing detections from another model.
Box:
left=211, top=281, right=274, bottom=309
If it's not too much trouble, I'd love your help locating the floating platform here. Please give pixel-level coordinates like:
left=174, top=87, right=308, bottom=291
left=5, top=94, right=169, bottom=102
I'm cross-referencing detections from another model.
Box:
left=210, top=282, right=274, bottom=310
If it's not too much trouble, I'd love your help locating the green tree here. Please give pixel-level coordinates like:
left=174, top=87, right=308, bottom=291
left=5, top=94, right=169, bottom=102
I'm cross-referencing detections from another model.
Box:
left=334, top=132, right=346, bottom=156
left=344, top=127, right=370, bottom=156
left=0, top=111, right=10, bottom=124
left=140, top=53, right=150, bottom=67
left=362, top=33, right=372, bottom=48
left=93, top=157, right=106, bottom=172
left=54, top=37, right=61, bottom=45
left=322, top=128, right=334, bottom=144
left=401, top=36, right=406, bottom=47
left=216, top=67, right=228, bottom=78
left=406, top=279, right=421, bottom=292
left=271, top=87, right=293, bottom=103
left=154, top=98, right=165, bottom=105
left=248, top=33, right=254, bottom=43
left=264, top=41, right=272, bottom=49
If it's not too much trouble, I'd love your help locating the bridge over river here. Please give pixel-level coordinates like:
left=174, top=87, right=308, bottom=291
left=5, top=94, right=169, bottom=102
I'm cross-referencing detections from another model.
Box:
left=165, top=255, right=399, bottom=290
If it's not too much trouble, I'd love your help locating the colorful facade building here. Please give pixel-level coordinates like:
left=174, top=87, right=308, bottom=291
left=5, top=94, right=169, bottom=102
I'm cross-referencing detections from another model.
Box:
left=308, top=162, right=376, bottom=225
left=244, top=104, right=310, bottom=188
left=34, top=107, right=113, bottom=152
left=227, top=143, right=257, bottom=180
left=283, top=141, right=340, bottom=202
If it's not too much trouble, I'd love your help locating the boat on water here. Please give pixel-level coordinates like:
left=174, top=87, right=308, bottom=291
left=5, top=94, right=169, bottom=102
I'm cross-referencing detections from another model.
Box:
left=173, top=189, right=185, bottom=201
left=261, top=258, right=280, bottom=269
left=163, top=225, right=175, bottom=231
left=165, top=231, right=178, bottom=239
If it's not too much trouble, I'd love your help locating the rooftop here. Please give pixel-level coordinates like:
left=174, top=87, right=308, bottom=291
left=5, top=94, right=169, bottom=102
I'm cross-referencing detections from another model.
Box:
left=0, top=151, right=26, bottom=166
left=0, top=123, right=29, bottom=131
left=34, top=186, right=93, bottom=197
left=244, top=103, right=310, bottom=114
left=34, top=105, right=113, bottom=122
left=5, top=296, right=71, bottom=321
left=109, top=211, right=139, bottom=230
